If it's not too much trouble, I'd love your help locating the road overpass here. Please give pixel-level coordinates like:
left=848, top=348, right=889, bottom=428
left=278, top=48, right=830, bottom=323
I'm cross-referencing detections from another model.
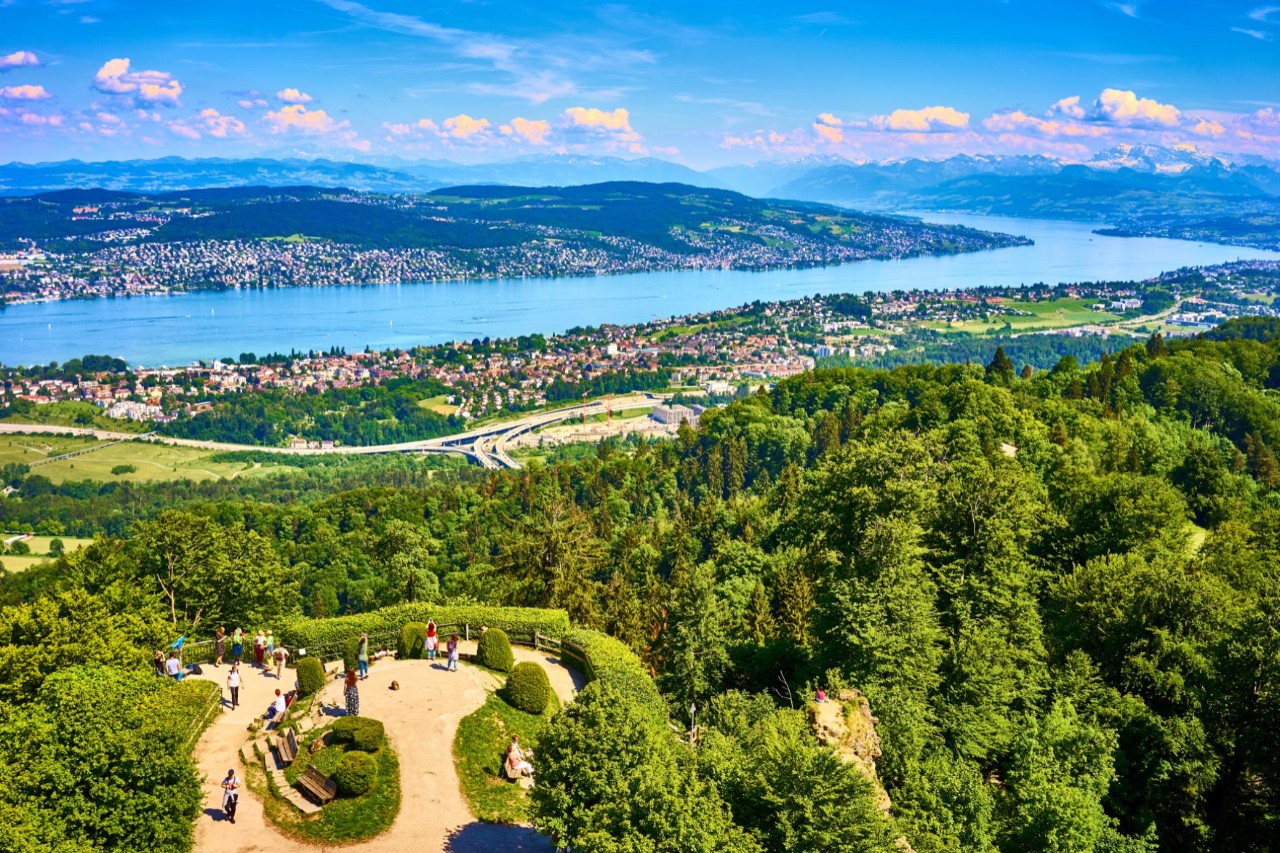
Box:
left=0, top=394, right=664, bottom=471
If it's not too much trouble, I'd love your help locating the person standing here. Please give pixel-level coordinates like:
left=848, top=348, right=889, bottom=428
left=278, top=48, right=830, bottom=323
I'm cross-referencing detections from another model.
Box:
left=153, top=649, right=167, bottom=677
left=274, top=644, right=289, bottom=679
left=227, top=663, right=241, bottom=710
left=221, top=769, right=240, bottom=823
left=344, top=669, right=360, bottom=717
left=165, top=652, right=183, bottom=682
left=265, top=630, right=275, bottom=659
left=357, top=633, right=369, bottom=680
left=214, top=626, right=226, bottom=668
left=446, top=634, right=459, bottom=672
left=253, top=630, right=266, bottom=669
left=231, top=627, right=244, bottom=663
left=425, top=619, right=438, bottom=660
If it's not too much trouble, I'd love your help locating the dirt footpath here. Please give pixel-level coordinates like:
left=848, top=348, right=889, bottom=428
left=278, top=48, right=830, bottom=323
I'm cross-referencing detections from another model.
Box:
left=190, top=644, right=583, bottom=853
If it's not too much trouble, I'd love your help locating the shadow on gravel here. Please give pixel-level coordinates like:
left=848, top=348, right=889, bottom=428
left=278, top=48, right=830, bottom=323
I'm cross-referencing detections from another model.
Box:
left=445, top=823, right=553, bottom=853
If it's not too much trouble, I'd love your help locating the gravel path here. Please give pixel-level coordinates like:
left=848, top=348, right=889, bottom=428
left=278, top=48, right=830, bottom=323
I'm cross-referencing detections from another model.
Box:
left=189, top=643, right=583, bottom=853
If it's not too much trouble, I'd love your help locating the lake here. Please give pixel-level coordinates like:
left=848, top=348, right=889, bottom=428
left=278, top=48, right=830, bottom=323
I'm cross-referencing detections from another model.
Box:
left=2, top=213, right=1277, bottom=367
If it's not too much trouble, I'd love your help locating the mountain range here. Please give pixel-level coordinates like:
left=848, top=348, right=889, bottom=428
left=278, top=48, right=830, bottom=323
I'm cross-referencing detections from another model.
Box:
left=2, top=145, right=1279, bottom=248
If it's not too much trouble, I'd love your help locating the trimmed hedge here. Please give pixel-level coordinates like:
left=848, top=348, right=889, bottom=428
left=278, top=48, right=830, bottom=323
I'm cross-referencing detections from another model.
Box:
left=562, top=628, right=664, bottom=717
left=504, top=662, right=552, bottom=714
left=332, top=750, right=377, bottom=797
left=352, top=718, right=385, bottom=753
left=296, top=657, right=326, bottom=697
left=476, top=628, right=514, bottom=673
left=399, top=622, right=427, bottom=660
left=332, top=716, right=384, bottom=752
left=277, top=604, right=570, bottom=658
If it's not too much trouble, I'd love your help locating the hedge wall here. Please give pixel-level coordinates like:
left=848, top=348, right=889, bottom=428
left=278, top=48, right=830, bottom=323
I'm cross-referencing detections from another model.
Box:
left=561, top=628, right=664, bottom=715
left=276, top=604, right=570, bottom=659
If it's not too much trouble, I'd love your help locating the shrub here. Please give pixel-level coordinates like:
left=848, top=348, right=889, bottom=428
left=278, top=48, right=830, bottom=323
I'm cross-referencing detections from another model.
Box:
left=562, top=628, right=664, bottom=716
left=504, top=662, right=552, bottom=714
left=296, top=657, right=326, bottom=697
left=343, top=636, right=361, bottom=671
left=332, top=716, right=361, bottom=744
left=110, top=464, right=137, bottom=475
left=476, top=628, right=514, bottom=673
left=276, top=604, right=569, bottom=656
left=332, top=750, right=377, bottom=797
left=399, top=621, right=427, bottom=659
left=352, top=718, right=386, bottom=752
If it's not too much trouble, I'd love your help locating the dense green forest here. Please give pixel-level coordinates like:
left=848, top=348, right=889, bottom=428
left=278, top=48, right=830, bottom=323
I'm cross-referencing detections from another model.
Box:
left=2, top=320, right=1280, bottom=850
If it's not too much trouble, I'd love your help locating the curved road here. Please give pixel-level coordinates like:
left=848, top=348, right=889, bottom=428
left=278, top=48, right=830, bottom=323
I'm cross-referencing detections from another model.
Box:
left=0, top=394, right=662, bottom=471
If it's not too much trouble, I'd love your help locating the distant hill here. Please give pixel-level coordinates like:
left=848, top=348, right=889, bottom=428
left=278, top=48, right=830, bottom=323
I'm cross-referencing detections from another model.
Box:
left=0, top=155, right=722, bottom=196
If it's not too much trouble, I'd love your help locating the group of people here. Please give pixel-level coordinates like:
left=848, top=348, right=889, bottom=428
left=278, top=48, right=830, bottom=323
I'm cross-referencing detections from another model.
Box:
left=214, top=627, right=290, bottom=678
left=507, top=735, right=533, bottom=778
left=423, top=620, right=461, bottom=672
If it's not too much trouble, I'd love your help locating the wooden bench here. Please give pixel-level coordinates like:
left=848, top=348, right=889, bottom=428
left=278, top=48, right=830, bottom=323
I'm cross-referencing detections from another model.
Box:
left=276, top=728, right=299, bottom=766
left=502, top=751, right=534, bottom=788
left=297, top=767, right=337, bottom=805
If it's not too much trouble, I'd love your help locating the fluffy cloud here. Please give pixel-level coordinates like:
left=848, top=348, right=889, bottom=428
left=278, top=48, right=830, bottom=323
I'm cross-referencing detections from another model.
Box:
left=263, top=104, right=369, bottom=150
left=276, top=88, right=313, bottom=104
left=92, top=58, right=183, bottom=105
left=563, top=107, right=643, bottom=151
left=1048, top=96, right=1086, bottom=119
left=870, top=105, right=969, bottom=132
left=564, top=106, right=632, bottom=132
left=200, top=108, right=247, bottom=138
left=0, top=85, right=51, bottom=101
left=1091, top=88, right=1180, bottom=127
left=442, top=113, right=491, bottom=139
left=1192, top=118, right=1225, bottom=137
left=166, top=120, right=201, bottom=140
left=0, top=51, right=40, bottom=71
left=813, top=112, right=844, bottom=143
left=238, top=97, right=269, bottom=110
left=500, top=116, right=551, bottom=145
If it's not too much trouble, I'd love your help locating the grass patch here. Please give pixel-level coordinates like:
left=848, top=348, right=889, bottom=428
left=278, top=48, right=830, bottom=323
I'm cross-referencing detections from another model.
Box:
left=418, top=394, right=460, bottom=416
left=0, top=401, right=147, bottom=433
left=0, top=435, right=287, bottom=484
left=259, top=720, right=401, bottom=845
left=924, top=298, right=1119, bottom=335
left=453, top=691, right=558, bottom=824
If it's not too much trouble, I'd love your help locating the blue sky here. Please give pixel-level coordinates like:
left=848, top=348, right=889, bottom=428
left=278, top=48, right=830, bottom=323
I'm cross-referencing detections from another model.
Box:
left=1, top=0, right=1278, bottom=166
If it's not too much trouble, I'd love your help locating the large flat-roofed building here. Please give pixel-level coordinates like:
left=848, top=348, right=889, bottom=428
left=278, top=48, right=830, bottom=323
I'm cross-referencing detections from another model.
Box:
left=651, top=403, right=697, bottom=427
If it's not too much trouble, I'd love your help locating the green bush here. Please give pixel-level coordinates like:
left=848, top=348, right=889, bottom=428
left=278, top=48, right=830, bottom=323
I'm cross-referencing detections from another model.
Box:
left=332, top=716, right=361, bottom=744
left=504, top=661, right=552, bottom=714
left=352, top=718, right=385, bottom=752
left=399, top=621, right=427, bottom=659
left=296, top=657, right=326, bottom=697
left=277, top=604, right=569, bottom=657
left=476, top=628, right=514, bottom=672
left=343, top=636, right=361, bottom=671
left=332, top=750, right=377, bottom=797
left=562, top=628, right=664, bottom=717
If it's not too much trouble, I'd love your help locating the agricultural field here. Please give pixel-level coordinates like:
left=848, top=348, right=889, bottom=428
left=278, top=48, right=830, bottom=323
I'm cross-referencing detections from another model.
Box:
left=0, top=435, right=283, bottom=484
left=0, top=534, right=95, bottom=572
left=923, top=298, right=1119, bottom=334
left=418, top=394, right=460, bottom=417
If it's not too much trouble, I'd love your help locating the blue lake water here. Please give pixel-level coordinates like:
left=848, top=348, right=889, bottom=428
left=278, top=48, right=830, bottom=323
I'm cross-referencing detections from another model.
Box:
left=2, top=213, right=1277, bottom=367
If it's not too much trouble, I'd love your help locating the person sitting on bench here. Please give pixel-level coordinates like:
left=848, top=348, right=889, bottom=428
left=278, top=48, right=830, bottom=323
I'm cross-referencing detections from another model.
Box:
left=507, top=735, right=533, bottom=777
left=265, top=688, right=286, bottom=721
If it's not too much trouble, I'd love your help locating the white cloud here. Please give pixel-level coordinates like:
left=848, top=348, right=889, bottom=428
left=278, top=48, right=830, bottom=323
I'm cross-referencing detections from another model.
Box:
left=870, top=105, right=970, bottom=132
left=92, top=58, right=183, bottom=105
left=276, top=88, right=313, bottom=104
left=200, top=108, right=247, bottom=138
left=0, top=85, right=51, bottom=101
left=500, top=116, right=551, bottom=145
left=263, top=104, right=368, bottom=151
left=442, top=113, right=491, bottom=139
left=0, top=51, right=40, bottom=71
left=1090, top=88, right=1180, bottom=126
left=563, top=106, right=643, bottom=152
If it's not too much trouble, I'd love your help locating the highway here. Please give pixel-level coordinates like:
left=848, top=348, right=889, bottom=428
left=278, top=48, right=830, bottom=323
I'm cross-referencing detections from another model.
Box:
left=0, top=394, right=662, bottom=471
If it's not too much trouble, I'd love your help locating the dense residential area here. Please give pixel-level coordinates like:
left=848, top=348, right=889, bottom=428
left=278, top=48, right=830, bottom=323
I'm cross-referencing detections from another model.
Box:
left=3, top=260, right=1278, bottom=446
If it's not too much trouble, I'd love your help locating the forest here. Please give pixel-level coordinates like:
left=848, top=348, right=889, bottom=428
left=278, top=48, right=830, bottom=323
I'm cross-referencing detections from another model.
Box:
left=1, top=319, right=1279, bottom=851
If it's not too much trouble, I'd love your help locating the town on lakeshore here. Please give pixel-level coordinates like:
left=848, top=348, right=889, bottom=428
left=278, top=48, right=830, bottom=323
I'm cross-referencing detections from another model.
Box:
left=3, top=260, right=1278, bottom=445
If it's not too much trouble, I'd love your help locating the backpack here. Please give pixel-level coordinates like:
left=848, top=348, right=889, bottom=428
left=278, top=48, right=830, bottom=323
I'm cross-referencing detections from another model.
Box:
left=188, top=664, right=204, bottom=676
